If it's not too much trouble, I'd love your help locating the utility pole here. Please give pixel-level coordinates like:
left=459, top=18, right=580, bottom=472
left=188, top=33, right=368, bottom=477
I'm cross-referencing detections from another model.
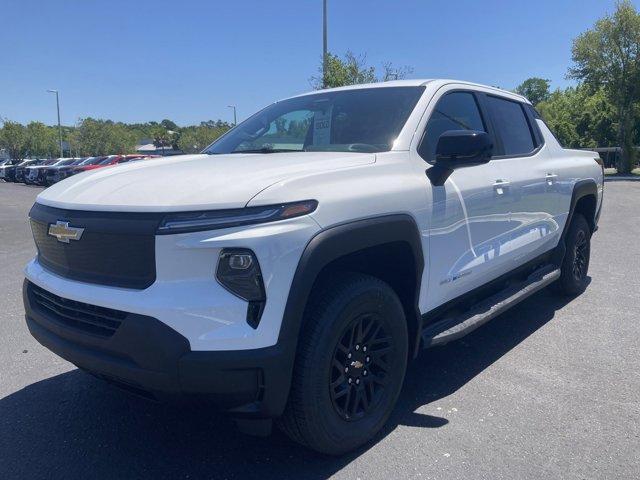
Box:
left=323, top=0, right=328, bottom=88
left=47, top=89, right=64, bottom=158
left=227, top=105, right=237, bottom=126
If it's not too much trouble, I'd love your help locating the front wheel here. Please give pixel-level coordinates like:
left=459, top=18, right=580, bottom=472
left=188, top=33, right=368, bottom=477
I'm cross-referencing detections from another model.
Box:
left=555, top=213, right=591, bottom=296
left=278, top=273, right=408, bottom=455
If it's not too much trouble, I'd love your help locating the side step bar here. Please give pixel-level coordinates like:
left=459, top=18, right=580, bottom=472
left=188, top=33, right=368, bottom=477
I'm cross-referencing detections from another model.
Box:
left=421, top=265, right=561, bottom=348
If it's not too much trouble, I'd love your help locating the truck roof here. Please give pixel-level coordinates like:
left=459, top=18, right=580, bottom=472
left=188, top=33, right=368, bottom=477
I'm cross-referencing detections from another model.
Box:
left=287, top=79, right=529, bottom=104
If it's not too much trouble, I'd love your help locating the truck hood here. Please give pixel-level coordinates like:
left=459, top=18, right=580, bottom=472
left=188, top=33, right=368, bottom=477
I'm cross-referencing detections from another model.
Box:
left=36, top=152, right=375, bottom=212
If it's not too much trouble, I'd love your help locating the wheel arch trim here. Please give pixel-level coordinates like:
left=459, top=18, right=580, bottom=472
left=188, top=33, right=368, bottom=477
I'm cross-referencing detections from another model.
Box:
left=553, top=179, right=598, bottom=265
left=273, top=214, right=425, bottom=412
left=564, top=179, right=598, bottom=238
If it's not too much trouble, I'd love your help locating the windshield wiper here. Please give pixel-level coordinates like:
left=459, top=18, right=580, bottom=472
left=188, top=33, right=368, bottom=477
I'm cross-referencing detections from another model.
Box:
left=229, top=148, right=303, bottom=154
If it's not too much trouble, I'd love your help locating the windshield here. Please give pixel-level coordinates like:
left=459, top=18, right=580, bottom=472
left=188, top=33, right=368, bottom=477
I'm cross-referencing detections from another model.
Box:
left=99, top=156, right=118, bottom=165
left=55, top=159, right=76, bottom=166
left=204, top=86, right=425, bottom=155
left=79, top=156, right=106, bottom=165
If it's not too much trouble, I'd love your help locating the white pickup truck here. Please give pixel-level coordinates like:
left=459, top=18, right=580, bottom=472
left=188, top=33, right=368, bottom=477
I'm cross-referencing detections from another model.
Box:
left=23, top=79, right=603, bottom=454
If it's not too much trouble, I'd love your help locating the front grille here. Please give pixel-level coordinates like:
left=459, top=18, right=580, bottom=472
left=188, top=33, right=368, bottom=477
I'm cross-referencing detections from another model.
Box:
left=30, top=282, right=127, bottom=337
left=29, top=203, right=162, bottom=289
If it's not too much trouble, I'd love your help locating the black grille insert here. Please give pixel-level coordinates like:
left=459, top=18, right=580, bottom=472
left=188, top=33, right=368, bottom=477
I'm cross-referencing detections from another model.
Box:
left=30, top=282, right=127, bottom=337
left=29, top=203, right=163, bottom=289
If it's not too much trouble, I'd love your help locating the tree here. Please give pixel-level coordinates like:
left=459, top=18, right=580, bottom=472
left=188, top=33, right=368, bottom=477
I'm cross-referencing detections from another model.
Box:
left=537, top=86, right=617, bottom=148
left=0, top=120, right=28, bottom=161
left=311, top=51, right=413, bottom=89
left=514, top=77, right=551, bottom=105
left=25, top=122, right=57, bottom=158
left=200, top=120, right=232, bottom=129
left=177, top=125, right=231, bottom=154
left=160, top=119, right=178, bottom=131
left=381, top=62, right=413, bottom=82
left=73, top=118, right=136, bottom=156
left=146, top=123, right=175, bottom=155
left=569, top=0, right=640, bottom=173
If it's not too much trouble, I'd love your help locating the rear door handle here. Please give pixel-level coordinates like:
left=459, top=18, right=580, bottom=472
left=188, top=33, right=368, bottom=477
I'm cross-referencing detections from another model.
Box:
left=493, top=179, right=510, bottom=194
left=545, top=173, right=558, bottom=185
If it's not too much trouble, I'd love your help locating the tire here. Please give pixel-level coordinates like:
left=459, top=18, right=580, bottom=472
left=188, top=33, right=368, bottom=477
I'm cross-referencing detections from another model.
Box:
left=278, top=273, right=408, bottom=455
left=555, top=213, right=591, bottom=296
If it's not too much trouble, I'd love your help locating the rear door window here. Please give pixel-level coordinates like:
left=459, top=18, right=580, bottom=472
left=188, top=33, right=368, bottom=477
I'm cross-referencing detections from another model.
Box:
left=486, top=96, right=535, bottom=156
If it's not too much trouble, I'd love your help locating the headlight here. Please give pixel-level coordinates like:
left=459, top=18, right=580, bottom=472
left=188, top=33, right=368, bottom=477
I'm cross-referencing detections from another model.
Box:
left=157, top=200, right=318, bottom=234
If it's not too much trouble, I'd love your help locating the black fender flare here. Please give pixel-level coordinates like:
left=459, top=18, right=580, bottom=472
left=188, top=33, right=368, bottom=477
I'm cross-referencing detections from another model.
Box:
left=563, top=179, right=598, bottom=239
left=270, top=214, right=424, bottom=413
left=553, top=179, right=598, bottom=265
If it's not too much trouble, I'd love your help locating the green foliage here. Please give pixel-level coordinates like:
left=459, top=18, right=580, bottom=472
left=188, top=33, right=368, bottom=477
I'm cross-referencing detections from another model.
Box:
left=146, top=123, right=174, bottom=150
left=72, top=118, right=137, bottom=156
left=312, top=51, right=413, bottom=89
left=537, top=86, right=617, bottom=149
left=0, top=120, right=29, bottom=161
left=0, top=117, right=231, bottom=159
left=569, top=0, right=640, bottom=173
left=25, top=122, right=58, bottom=157
left=160, top=119, right=178, bottom=131
left=514, top=78, right=551, bottom=105
left=177, top=124, right=231, bottom=153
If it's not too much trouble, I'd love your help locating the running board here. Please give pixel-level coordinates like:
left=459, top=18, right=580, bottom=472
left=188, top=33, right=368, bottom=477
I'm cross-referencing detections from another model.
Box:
left=421, top=265, right=561, bottom=348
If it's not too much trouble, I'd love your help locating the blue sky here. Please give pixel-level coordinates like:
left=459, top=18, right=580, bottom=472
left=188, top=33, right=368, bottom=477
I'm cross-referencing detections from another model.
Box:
left=1, top=0, right=635, bottom=126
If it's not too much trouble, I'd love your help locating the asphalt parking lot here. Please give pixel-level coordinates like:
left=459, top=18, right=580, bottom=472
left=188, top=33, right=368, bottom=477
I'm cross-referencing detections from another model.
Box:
left=0, top=181, right=638, bottom=480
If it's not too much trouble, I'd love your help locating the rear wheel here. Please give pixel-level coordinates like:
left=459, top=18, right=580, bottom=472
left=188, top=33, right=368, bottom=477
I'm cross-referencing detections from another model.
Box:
left=278, top=273, right=408, bottom=455
left=555, top=213, right=591, bottom=296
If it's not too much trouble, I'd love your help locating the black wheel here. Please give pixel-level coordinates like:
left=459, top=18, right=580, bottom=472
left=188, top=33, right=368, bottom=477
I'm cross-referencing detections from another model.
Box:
left=555, top=213, right=591, bottom=296
left=278, top=273, right=408, bottom=455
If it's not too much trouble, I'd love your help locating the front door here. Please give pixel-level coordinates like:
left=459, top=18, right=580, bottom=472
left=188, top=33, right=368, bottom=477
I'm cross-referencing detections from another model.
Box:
left=414, top=88, right=514, bottom=311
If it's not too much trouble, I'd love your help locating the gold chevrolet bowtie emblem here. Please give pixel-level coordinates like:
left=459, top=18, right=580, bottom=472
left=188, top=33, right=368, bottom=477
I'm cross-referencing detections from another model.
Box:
left=48, top=221, right=84, bottom=243
left=350, top=360, right=364, bottom=369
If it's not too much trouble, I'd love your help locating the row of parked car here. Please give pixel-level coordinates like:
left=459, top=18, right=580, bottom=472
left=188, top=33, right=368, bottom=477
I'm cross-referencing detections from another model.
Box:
left=0, top=154, right=160, bottom=186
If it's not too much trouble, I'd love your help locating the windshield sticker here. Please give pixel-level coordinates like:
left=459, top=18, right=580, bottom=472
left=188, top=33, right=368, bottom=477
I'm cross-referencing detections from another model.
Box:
left=313, top=106, right=332, bottom=145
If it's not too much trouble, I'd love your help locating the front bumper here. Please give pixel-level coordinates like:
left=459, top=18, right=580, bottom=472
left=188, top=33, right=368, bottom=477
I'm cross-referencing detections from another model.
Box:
left=47, top=170, right=68, bottom=184
left=22, top=212, right=320, bottom=415
left=23, top=279, right=292, bottom=416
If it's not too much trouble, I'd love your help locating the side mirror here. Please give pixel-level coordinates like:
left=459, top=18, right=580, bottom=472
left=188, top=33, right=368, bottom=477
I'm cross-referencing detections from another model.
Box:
left=435, top=130, right=493, bottom=167
left=427, top=130, right=493, bottom=186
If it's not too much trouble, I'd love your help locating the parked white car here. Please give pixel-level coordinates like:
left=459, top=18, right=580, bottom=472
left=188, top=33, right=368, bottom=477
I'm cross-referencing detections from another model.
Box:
left=23, top=79, right=603, bottom=454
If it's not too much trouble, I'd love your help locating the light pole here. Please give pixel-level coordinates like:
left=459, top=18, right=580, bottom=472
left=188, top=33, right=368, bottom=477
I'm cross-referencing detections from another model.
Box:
left=323, top=0, right=328, bottom=88
left=227, top=105, right=237, bottom=126
left=47, top=89, right=64, bottom=158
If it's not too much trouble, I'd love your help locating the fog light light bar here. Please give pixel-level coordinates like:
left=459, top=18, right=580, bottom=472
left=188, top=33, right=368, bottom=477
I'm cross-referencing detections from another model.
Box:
left=216, top=249, right=266, bottom=328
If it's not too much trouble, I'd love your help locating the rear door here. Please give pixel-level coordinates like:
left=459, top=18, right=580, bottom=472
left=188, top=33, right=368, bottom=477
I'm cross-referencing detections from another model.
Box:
left=482, top=95, right=562, bottom=263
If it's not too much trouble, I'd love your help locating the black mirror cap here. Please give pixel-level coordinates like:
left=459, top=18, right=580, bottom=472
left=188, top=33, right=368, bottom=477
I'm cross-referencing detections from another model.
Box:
left=435, top=130, right=493, bottom=167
